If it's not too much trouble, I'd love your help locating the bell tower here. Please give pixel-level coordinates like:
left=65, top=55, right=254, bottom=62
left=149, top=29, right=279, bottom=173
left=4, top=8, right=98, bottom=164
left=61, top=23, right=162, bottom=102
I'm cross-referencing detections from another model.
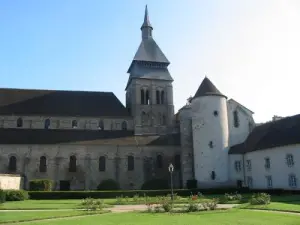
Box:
left=125, top=5, right=174, bottom=135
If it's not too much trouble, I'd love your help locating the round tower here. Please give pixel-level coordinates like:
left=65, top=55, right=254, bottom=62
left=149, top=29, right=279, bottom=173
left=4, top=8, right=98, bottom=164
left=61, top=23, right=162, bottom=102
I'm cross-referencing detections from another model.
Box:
left=191, top=77, right=229, bottom=187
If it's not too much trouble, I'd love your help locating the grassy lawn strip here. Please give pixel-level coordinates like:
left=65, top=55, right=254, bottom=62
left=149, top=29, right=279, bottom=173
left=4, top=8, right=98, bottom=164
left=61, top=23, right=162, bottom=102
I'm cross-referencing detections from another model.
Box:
left=238, top=201, right=300, bottom=213
left=0, top=210, right=108, bottom=224
left=17, top=210, right=300, bottom=225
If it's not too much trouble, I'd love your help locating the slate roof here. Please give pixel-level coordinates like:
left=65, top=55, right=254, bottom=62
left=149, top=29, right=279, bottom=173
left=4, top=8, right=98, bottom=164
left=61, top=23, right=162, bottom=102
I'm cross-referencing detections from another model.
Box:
left=229, top=114, right=300, bottom=154
left=0, top=88, right=130, bottom=117
left=0, top=128, right=180, bottom=146
left=193, top=77, right=227, bottom=99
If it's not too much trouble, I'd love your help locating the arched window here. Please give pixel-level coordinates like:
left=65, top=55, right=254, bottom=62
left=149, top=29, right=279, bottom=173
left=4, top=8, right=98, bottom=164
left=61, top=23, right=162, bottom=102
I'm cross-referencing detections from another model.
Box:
left=69, top=155, right=77, bottom=172
left=141, top=89, right=145, bottom=105
left=156, top=90, right=160, bottom=104
left=8, top=156, right=17, bottom=172
left=44, top=119, right=50, bottom=129
left=161, top=90, right=165, bottom=104
left=99, top=156, right=106, bottom=171
left=233, top=110, right=239, bottom=128
left=145, top=90, right=150, bottom=105
left=122, top=121, right=127, bottom=130
left=39, top=156, right=47, bottom=172
left=17, top=117, right=23, bottom=128
left=156, top=155, right=163, bottom=169
left=128, top=155, right=134, bottom=171
left=98, top=120, right=104, bottom=130
left=72, top=120, right=77, bottom=128
left=174, top=154, right=181, bottom=171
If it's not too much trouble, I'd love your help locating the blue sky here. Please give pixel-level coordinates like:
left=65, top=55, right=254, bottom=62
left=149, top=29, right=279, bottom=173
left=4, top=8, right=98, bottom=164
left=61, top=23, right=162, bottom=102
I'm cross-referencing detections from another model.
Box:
left=0, top=0, right=299, bottom=123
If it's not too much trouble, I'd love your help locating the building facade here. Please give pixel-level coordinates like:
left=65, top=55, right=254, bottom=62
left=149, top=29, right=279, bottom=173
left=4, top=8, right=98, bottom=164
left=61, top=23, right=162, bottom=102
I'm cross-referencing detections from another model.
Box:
left=0, top=6, right=299, bottom=191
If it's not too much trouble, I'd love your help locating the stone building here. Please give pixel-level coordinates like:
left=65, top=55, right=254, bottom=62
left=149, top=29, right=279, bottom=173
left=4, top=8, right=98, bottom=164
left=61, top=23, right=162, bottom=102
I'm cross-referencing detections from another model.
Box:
left=0, top=6, right=299, bottom=191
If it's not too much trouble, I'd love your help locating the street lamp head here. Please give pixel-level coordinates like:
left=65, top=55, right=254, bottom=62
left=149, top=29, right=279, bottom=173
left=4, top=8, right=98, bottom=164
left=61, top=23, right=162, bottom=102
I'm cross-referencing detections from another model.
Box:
left=168, top=163, right=174, bottom=172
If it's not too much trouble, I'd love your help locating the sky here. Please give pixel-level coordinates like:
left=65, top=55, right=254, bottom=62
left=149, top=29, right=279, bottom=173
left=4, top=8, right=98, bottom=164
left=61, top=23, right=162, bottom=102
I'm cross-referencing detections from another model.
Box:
left=0, top=0, right=299, bottom=123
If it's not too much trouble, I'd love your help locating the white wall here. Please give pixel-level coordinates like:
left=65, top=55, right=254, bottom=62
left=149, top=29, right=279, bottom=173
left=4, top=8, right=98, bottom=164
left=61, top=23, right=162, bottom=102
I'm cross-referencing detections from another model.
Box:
left=191, top=95, right=229, bottom=185
left=0, top=174, right=22, bottom=190
left=229, top=154, right=244, bottom=183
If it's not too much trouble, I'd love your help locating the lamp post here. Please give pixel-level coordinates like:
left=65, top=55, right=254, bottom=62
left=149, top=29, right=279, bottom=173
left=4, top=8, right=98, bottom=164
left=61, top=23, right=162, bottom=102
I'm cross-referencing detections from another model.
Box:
left=168, top=163, right=174, bottom=201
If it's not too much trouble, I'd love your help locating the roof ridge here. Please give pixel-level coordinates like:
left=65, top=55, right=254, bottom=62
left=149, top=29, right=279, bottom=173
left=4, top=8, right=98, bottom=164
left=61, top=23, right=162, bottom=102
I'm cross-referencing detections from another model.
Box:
left=0, top=87, right=114, bottom=94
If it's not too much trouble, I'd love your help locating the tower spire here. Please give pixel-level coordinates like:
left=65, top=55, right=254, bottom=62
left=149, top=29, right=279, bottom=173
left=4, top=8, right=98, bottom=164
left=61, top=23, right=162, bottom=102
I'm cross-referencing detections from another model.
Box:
left=141, top=5, right=153, bottom=39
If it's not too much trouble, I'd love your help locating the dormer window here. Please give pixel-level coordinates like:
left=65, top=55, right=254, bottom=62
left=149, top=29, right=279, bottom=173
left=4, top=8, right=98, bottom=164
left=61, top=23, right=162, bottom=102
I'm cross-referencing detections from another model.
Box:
left=44, top=119, right=50, bottom=129
left=72, top=120, right=78, bottom=128
left=233, top=110, right=239, bottom=128
left=122, top=121, right=127, bottom=130
left=98, top=120, right=104, bottom=130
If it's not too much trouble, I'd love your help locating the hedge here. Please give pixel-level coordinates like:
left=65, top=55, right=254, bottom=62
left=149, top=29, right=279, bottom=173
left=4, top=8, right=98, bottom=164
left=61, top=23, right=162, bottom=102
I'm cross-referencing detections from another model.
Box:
left=141, top=179, right=169, bottom=190
left=5, top=190, right=29, bottom=201
left=0, top=189, right=6, bottom=203
left=97, top=179, right=120, bottom=191
left=29, top=179, right=53, bottom=191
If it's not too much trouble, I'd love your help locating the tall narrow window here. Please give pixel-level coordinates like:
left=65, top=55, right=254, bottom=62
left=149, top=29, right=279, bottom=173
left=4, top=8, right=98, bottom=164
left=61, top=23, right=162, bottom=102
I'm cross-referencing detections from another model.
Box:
left=174, top=154, right=181, bottom=171
left=265, top=157, right=270, bottom=169
left=122, top=121, right=127, bottom=130
left=128, top=156, right=134, bottom=171
left=98, top=120, right=104, bottom=130
left=17, top=117, right=23, bottom=128
left=69, top=155, right=77, bottom=172
left=235, top=161, right=242, bottom=172
left=145, top=90, right=150, bottom=105
left=99, top=156, right=106, bottom=172
left=45, top=119, right=50, bottom=129
left=141, top=89, right=145, bottom=104
left=72, top=120, right=77, bottom=128
left=289, top=174, right=297, bottom=188
left=39, top=156, right=47, bottom=172
left=8, top=156, right=17, bottom=172
left=156, top=155, right=163, bottom=169
left=266, top=176, right=272, bottom=188
left=246, top=160, right=252, bottom=171
left=161, top=90, right=165, bottom=104
left=247, top=176, right=253, bottom=188
left=156, top=90, right=160, bottom=104
left=233, top=110, right=239, bottom=127
left=286, top=154, right=294, bottom=167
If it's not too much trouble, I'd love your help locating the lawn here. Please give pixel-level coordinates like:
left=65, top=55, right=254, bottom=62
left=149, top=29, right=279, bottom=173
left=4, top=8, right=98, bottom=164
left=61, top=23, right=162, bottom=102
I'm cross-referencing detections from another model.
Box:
left=14, top=210, right=300, bottom=225
left=0, top=210, right=105, bottom=224
left=240, top=201, right=300, bottom=213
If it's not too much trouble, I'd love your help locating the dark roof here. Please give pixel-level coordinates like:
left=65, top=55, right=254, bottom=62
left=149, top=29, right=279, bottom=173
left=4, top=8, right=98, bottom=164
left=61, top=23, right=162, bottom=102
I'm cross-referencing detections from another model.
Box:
left=193, top=77, right=227, bottom=99
left=229, top=114, right=300, bottom=154
left=0, top=128, right=180, bottom=146
left=0, top=88, right=130, bottom=117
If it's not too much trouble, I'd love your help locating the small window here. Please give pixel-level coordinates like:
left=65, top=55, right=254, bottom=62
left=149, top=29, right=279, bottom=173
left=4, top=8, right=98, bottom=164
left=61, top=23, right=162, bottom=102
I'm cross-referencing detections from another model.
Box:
left=17, top=117, right=23, bottom=128
left=266, top=175, right=272, bottom=188
left=128, top=156, right=134, bottom=171
left=265, top=157, right=270, bottom=169
left=69, top=155, right=77, bottom=172
left=246, top=160, right=252, bottom=171
left=174, top=154, right=181, bottom=171
left=122, top=121, right=127, bottom=130
left=234, top=161, right=241, bottom=172
left=145, top=90, right=150, bottom=105
left=45, top=119, right=50, bottom=129
left=156, top=90, right=160, bottom=104
left=8, top=156, right=17, bottom=172
left=39, top=156, right=47, bottom=173
left=286, top=154, right=294, bottom=167
left=289, top=174, right=297, bottom=188
left=213, top=111, right=218, bottom=117
left=209, top=141, right=214, bottom=148
left=247, top=176, right=253, bottom=188
left=161, top=90, right=165, bottom=104
left=211, top=171, right=216, bottom=180
left=98, top=120, right=104, bottom=130
left=72, top=120, right=77, bottom=128
left=99, top=156, right=106, bottom=172
left=141, top=89, right=145, bottom=105
left=156, top=155, right=163, bottom=169
left=233, top=110, right=239, bottom=128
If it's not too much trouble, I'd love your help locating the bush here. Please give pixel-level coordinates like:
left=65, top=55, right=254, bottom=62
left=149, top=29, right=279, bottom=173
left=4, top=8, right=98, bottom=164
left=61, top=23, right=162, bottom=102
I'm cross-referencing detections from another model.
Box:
left=141, top=179, right=169, bottom=190
left=186, top=179, right=198, bottom=189
left=201, top=198, right=219, bottom=211
left=97, top=179, right=120, bottom=190
left=5, top=190, right=29, bottom=201
left=221, top=192, right=242, bottom=203
left=186, top=200, right=199, bottom=212
left=161, top=200, right=173, bottom=212
left=29, top=179, right=53, bottom=191
left=249, top=193, right=271, bottom=205
left=0, top=189, right=6, bottom=204
left=79, top=197, right=104, bottom=211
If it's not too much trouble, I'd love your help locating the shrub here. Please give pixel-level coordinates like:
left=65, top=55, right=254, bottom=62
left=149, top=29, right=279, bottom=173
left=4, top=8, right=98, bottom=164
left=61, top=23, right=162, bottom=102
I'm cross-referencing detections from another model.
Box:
left=186, top=179, right=198, bottom=189
left=80, top=198, right=104, bottom=211
left=141, top=179, right=169, bottom=190
left=29, top=179, right=53, bottom=191
left=249, top=193, right=271, bottom=205
left=201, top=198, right=219, bottom=210
left=0, top=189, right=6, bottom=204
left=97, top=179, right=120, bottom=190
left=221, top=192, right=242, bottom=203
left=161, top=200, right=173, bottom=212
left=5, top=190, right=29, bottom=201
left=186, top=200, right=199, bottom=212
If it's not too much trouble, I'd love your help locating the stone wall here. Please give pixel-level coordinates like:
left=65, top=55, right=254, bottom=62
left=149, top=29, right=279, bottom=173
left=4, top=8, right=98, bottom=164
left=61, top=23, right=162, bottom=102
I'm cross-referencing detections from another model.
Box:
left=0, top=174, right=22, bottom=190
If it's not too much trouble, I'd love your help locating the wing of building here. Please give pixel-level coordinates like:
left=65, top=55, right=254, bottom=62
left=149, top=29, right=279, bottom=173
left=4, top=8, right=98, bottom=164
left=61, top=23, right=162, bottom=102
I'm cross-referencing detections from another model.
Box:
left=1, top=6, right=299, bottom=191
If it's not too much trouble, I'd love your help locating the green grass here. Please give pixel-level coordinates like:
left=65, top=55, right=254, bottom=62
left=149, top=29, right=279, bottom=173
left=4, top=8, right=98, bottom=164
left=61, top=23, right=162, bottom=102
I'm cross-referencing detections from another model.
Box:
left=239, top=201, right=300, bottom=213
left=14, top=210, right=300, bottom=225
left=0, top=210, right=107, bottom=224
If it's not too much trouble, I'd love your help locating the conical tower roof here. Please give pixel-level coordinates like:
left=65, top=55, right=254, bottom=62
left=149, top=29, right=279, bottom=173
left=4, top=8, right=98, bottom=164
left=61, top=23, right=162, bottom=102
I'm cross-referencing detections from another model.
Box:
left=193, top=77, right=227, bottom=99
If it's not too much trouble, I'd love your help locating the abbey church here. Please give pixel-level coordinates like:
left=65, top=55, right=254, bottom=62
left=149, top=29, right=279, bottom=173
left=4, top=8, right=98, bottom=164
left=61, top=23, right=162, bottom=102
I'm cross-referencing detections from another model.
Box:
left=0, top=6, right=299, bottom=191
